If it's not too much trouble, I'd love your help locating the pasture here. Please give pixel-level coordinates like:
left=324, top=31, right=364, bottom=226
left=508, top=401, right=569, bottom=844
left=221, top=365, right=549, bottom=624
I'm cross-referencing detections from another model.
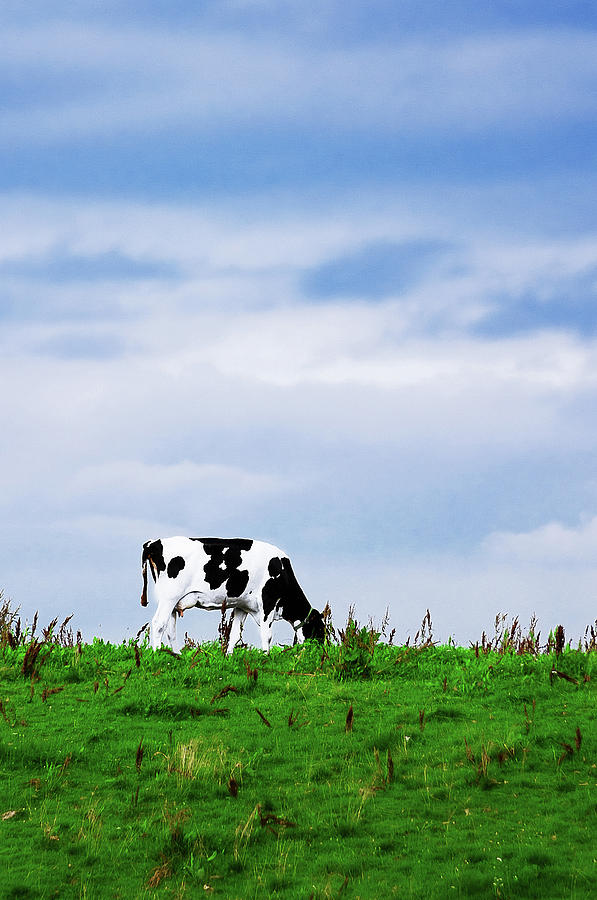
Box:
left=0, top=605, right=595, bottom=899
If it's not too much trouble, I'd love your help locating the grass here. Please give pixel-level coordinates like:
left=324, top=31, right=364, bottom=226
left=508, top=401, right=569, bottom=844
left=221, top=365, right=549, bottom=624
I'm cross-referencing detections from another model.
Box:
left=0, top=603, right=595, bottom=898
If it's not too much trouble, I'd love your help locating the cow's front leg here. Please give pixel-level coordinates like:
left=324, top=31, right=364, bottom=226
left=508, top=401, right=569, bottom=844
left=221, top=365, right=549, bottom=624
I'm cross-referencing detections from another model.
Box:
left=228, top=609, right=248, bottom=651
left=151, top=602, right=178, bottom=650
left=257, top=609, right=275, bottom=652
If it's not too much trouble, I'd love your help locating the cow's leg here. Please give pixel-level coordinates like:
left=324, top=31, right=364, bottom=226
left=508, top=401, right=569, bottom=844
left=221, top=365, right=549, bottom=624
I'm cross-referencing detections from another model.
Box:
left=256, top=608, right=275, bottom=652
left=165, top=609, right=178, bottom=646
left=228, top=609, right=248, bottom=650
left=151, top=597, right=178, bottom=650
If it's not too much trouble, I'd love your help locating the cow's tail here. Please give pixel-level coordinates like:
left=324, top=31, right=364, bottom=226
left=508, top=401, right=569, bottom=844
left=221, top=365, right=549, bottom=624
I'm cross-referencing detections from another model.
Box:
left=141, top=559, right=148, bottom=607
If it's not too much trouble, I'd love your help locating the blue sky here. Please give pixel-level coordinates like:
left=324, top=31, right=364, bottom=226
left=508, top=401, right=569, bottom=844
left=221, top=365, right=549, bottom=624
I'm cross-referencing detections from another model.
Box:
left=2, top=1, right=597, bottom=645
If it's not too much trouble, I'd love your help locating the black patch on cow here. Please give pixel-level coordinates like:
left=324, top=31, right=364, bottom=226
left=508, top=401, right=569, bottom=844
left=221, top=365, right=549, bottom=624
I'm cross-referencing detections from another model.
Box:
left=199, top=539, right=251, bottom=598
left=225, top=568, right=250, bottom=597
left=167, top=556, right=186, bottom=579
left=261, top=556, right=311, bottom=624
left=190, top=537, right=254, bottom=552
left=142, top=539, right=166, bottom=581
left=261, top=557, right=284, bottom=619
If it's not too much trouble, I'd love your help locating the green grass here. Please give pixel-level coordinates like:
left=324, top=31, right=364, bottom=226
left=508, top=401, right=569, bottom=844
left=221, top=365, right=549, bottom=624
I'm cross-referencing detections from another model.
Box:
left=0, top=631, right=595, bottom=899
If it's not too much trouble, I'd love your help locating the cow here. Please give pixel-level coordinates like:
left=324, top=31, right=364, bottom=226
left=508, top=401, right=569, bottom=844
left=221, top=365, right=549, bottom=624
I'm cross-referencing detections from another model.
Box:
left=141, top=536, right=325, bottom=652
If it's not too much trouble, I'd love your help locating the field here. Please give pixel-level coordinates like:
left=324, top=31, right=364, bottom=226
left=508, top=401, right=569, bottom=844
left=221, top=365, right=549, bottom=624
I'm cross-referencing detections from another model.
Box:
left=0, top=605, right=596, bottom=899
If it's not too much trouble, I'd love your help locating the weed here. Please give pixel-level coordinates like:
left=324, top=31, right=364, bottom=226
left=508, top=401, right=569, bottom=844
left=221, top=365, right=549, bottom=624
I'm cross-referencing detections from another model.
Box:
left=575, top=726, right=582, bottom=750
left=21, top=639, right=52, bottom=680
left=228, top=775, right=239, bottom=798
left=583, top=619, right=597, bottom=651
left=335, top=611, right=380, bottom=679
left=523, top=700, right=535, bottom=733
left=77, top=800, right=104, bottom=855
left=345, top=703, right=354, bottom=732
left=41, top=686, right=64, bottom=702
left=158, top=736, right=233, bottom=791
left=147, top=858, right=172, bottom=888
left=0, top=699, right=13, bottom=724
left=550, top=667, right=578, bottom=685
left=245, top=660, right=258, bottom=682
left=211, top=685, right=238, bottom=703
left=386, top=748, right=394, bottom=784
left=555, top=624, right=566, bottom=656
left=257, top=804, right=296, bottom=833
left=218, top=601, right=232, bottom=654
left=234, top=804, right=260, bottom=862
left=558, top=742, right=574, bottom=765
left=413, top=609, right=435, bottom=647
left=0, top=592, right=20, bottom=648
left=254, top=707, right=272, bottom=728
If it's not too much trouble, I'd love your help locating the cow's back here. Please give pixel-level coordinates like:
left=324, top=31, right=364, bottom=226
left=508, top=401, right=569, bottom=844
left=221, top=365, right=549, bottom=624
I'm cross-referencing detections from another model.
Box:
left=145, top=536, right=288, bottom=598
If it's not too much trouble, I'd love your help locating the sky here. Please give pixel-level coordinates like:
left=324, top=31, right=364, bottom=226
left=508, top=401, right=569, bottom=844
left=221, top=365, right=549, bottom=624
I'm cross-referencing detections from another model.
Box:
left=2, top=0, right=597, bottom=647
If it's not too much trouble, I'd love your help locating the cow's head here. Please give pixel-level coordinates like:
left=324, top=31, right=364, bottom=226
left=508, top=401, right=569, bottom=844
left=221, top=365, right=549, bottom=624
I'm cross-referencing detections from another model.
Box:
left=301, top=607, right=325, bottom=643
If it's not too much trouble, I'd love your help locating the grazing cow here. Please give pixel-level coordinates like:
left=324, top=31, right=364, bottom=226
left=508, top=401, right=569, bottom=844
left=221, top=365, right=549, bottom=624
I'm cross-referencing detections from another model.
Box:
left=141, top=536, right=325, bottom=652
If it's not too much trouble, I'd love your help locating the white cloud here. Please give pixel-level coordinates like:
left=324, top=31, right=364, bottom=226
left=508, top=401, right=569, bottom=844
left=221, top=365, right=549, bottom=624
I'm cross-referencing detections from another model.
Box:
left=2, top=198, right=596, bottom=444
left=3, top=192, right=597, bottom=332
left=2, top=25, right=597, bottom=142
left=0, top=193, right=418, bottom=275
left=192, top=311, right=597, bottom=394
left=69, top=460, right=291, bottom=517
left=3, top=192, right=597, bottom=472
left=3, top=193, right=597, bottom=301
left=483, top=516, right=597, bottom=566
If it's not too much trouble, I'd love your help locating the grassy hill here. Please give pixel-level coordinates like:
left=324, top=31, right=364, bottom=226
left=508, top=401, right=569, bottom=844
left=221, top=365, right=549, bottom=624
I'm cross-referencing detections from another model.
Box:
left=0, top=607, right=595, bottom=898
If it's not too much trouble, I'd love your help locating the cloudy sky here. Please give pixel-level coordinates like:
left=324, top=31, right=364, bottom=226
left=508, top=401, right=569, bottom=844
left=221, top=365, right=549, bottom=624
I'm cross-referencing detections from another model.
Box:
left=2, top=1, right=597, bottom=646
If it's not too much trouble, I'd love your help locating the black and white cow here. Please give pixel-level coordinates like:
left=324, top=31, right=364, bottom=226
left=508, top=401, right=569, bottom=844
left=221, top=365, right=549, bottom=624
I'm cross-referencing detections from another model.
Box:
left=141, top=536, right=325, bottom=652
